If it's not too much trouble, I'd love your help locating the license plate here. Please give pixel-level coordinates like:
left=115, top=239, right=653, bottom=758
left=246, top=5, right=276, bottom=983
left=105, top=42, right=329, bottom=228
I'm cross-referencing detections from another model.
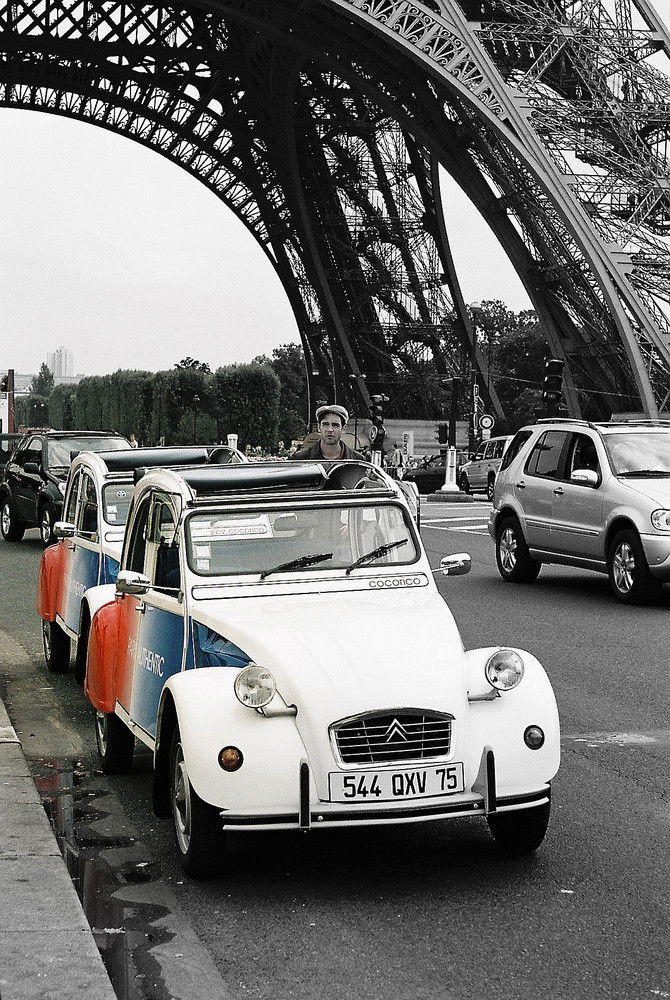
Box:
left=328, top=763, right=464, bottom=803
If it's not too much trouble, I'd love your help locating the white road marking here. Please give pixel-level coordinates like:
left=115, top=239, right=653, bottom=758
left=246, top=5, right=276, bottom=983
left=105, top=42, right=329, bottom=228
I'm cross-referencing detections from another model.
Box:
left=421, top=511, right=491, bottom=536
left=563, top=729, right=670, bottom=747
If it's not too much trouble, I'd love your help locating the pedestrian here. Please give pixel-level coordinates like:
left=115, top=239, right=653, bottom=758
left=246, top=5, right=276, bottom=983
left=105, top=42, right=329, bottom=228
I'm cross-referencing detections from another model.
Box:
left=388, top=441, right=405, bottom=479
left=290, top=405, right=365, bottom=461
left=129, top=433, right=138, bottom=448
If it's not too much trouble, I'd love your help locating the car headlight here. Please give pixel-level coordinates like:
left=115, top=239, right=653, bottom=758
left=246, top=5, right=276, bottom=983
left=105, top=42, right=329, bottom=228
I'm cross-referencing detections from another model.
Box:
left=651, top=509, right=670, bottom=531
left=58, top=482, right=67, bottom=496
left=234, top=664, right=276, bottom=709
left=485, top=649, right=524, bottom=691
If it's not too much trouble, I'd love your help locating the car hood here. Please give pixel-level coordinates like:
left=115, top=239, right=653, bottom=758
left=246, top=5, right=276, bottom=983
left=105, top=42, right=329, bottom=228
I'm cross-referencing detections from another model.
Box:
left=619, top=476, right=670, bottom=506
left=193, top=588, right=467, bottom=776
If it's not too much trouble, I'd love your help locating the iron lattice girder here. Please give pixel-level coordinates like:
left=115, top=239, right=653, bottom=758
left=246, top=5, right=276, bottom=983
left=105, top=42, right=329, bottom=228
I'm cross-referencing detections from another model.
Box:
left=1, top=1, right=670, bottom=419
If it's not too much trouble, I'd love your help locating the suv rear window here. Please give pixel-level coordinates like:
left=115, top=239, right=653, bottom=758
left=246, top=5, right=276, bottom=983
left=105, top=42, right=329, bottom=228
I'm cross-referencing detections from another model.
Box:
left=500, top=431, right=532, bottom=472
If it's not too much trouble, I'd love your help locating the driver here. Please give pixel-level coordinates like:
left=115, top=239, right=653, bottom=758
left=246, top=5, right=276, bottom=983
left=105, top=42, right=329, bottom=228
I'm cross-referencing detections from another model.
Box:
left=290, top=405, right=365, bottom=461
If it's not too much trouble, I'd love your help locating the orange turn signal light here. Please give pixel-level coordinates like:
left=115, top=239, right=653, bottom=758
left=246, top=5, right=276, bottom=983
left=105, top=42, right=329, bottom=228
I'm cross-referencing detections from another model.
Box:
left=218, top=746, right=244, bottom=771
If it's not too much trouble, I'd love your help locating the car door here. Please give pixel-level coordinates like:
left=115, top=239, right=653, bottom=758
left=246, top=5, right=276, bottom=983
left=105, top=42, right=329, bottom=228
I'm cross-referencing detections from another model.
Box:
left=549, top=432, right=604, bottom=561
left=518, top=430, right=571, bottom=551
left=469, top=443, right=488, bottom=490
left=121, top=492, right=186, bottom=743
left=428, top=454, right=447, bottom=491
left=13, top=436, right=43, bottom=523
left=60, top=471, right=103, bottom=636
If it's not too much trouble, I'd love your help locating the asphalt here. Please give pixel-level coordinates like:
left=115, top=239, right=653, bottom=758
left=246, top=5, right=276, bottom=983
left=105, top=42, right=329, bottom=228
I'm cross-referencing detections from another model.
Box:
left=0, top=696, right=116, bottom=1000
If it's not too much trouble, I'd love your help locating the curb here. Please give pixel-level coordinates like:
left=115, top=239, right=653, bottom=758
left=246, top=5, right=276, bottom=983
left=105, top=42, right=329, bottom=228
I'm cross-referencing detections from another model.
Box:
left=0, top=698, right=116, bottom=1000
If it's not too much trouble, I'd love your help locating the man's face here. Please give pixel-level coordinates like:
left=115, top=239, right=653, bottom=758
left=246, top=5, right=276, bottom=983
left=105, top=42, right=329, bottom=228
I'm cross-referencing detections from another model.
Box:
left=319, top=415, right=343, bottom=447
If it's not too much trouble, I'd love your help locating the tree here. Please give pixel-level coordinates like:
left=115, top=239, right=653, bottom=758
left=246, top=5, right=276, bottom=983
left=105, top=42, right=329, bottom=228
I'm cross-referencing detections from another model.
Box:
left=175, top=358, right=211, bottom=373
left=253, top=343, right=307, bottom=443
left=213, top=363, right=281, bottom=451
left=31, top=363, right=54, bottom=397
left=471, top=301, right=549, bottom=431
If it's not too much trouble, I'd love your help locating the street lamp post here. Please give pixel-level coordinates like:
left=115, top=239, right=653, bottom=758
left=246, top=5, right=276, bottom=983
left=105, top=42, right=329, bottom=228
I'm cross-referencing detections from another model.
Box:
left=469, top=303, right=484, bottom=454
left=348, top=373, right=367, bottom=448
left=193, top=394, right=200, bottom=442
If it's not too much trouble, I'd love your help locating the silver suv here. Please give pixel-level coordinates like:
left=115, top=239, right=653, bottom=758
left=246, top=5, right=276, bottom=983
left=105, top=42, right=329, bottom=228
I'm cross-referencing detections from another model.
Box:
left=458, top=435, right=512, bottom=501
left=488, top=419, right=670, bottom=604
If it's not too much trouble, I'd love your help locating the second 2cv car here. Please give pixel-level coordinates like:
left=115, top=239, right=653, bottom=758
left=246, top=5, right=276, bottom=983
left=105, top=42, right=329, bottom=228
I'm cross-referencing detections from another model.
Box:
left=37, top=444, right=247, bottom=678
left=81, top=460, right=560, bottom=878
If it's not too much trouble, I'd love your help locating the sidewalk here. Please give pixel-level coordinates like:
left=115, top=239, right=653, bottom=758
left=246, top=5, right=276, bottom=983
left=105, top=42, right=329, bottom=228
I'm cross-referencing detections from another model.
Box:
left=0, top=697, right=116, bottom=1000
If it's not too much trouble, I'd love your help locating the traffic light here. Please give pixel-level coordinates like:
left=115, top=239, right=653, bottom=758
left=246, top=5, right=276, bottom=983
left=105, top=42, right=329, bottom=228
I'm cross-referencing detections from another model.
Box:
left=437, top=422, right=448, bottom=445
left=0, top=374, right=7, bottom=393
left=369, top=394, right=389, bottom=453
left=542, top=358, right=564, bottom=417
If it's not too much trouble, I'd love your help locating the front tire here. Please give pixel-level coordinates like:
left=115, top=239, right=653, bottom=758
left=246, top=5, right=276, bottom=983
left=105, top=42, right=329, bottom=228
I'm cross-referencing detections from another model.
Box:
left=607, top=528, right=663, bottom=605
left=487, top=797, right=551, bottom=854
left=459, top=473, right=470, bottom=494
left=495, top=515, right=541, bottom=583
left=1, top=499, right=25, bottom=541
left=39, top=503, right=56, bottom=546
left=95, top=710, right=135, bottom=774
left=170, top=726, right=227, bottom=879
left=486, top=475, right=496, bottom=502
left=42, top=619, right=71, bottom=674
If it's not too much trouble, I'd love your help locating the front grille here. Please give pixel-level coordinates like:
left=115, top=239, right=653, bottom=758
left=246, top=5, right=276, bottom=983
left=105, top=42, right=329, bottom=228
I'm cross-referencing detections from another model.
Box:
left=332, top=711, right=453, bottom=765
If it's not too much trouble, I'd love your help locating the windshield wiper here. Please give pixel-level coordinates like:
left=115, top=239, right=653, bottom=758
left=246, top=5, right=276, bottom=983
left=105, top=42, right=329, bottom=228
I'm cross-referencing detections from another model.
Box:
left=345, top=539, right=408, bottom=575
left=618, top=469, right=670, bottom=478
left=260, top=552, right=333, bottom=579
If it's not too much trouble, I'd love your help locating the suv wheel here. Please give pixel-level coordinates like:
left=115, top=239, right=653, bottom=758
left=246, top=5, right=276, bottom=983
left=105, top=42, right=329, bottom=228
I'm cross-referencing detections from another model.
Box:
left=459, top=473, right=470, bottom=494
left=495, top=515, right=541, bottom=583
left=1, top=498, right=25, bottom=541
left=486, top=475, right=495, bottom=502
left=39, top=503, right=56, bottom=546
left=607, top=528, right=663, bottom=605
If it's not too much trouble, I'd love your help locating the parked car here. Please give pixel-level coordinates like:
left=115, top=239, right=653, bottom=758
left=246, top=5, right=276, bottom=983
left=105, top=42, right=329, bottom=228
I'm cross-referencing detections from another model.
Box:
left=402, top=451, right=467, bottom=494
left=459, top=436, right=513, bottom=500
left=489, top=418, right=670, bottom=604
left=1, top=429, right=131, bottom=545
left=74, top=459, right=559, bottom=878
left=36, top=444, right=248, bottom=677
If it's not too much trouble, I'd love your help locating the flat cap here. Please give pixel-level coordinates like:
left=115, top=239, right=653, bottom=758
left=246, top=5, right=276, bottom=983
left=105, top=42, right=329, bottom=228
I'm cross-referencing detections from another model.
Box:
left=316, top=403, right=349, bottom=426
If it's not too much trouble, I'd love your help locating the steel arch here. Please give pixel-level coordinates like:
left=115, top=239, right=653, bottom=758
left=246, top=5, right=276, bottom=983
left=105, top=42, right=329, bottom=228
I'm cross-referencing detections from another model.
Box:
left=1, top=0, right=670, bottom=423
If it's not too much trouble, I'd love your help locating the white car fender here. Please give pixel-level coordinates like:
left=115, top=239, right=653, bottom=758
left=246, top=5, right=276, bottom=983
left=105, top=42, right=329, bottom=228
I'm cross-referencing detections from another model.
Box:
left=159, top=669, right=308, bottom=813
left=82, top=582, right=117, bottom=621
left=464, top=647, right=560, bottom=797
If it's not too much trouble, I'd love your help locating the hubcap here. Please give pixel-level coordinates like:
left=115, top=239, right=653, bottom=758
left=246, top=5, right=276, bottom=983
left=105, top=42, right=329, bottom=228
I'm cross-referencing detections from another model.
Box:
left=1, top=504, right=9, bottom=535
left=40, top=509, right=51, bottom=544
left=499, top=528, right=518, bottom=573
left=613, top=542, right=635, bottom=593
left=95, top=711, right=107, bottom=756
left=172, top=743, right=192, bottom=854
left=42, top=620, right=51, bottom=662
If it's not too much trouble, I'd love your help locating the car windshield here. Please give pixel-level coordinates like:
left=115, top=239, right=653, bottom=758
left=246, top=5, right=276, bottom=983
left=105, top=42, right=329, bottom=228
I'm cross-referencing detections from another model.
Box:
left=185, top=503, right=418, bottom=577
left=102, top=483, right=133, bottom=525
left=603, top=431, right=670, bottom=477
left=47, top=437, right=128, bottom=469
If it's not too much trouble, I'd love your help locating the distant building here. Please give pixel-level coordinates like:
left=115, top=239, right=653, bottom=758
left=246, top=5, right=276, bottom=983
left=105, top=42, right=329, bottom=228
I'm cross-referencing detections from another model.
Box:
left=46, top=345, right=74, bottom=378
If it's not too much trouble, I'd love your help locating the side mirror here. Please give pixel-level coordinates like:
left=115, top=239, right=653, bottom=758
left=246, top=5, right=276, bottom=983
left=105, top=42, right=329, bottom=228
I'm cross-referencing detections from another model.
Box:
left=116, top=569, right=151, bottom=596
left=435, top=553, right=471, bottom=576
left=54, top=521, right=76, bottom=539
left=571, top=468, right=599, bottom=487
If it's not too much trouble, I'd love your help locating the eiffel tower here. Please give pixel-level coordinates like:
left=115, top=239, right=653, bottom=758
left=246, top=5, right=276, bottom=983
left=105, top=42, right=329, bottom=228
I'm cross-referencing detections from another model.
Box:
left=2, top=1, right=670, bottom=424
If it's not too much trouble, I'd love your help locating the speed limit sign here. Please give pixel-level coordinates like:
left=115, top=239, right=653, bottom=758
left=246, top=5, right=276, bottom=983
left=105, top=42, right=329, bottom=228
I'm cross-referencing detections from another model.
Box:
left=479, top=413, right=494, bottom=431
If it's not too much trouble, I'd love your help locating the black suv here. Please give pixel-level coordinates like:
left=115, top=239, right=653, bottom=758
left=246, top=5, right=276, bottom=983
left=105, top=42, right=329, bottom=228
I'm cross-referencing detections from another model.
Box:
left=1, top=430, right=130, bottom=545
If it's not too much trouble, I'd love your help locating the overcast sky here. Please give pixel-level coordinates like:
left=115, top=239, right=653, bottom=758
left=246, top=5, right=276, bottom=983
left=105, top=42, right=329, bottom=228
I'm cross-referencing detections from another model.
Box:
left=1, top=108, right=531, bottom=379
